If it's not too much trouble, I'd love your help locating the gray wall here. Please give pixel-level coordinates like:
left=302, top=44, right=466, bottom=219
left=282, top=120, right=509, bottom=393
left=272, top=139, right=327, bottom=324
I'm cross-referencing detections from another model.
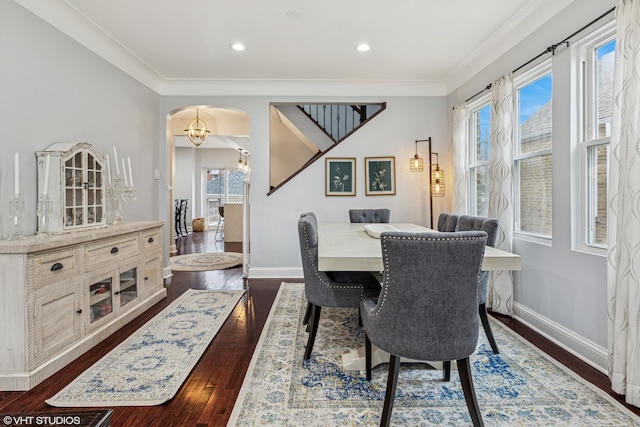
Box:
left=0, top=1, right=161, bottom=239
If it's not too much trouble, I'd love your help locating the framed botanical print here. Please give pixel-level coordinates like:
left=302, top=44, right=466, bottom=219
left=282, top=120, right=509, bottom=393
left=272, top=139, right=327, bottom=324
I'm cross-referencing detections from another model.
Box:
left=325, top=157, right=356, bottom=196
left=365, top=156, right=396, bottom=195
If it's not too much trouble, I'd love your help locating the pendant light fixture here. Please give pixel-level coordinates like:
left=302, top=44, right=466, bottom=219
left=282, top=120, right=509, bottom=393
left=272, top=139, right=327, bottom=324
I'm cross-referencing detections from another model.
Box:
left=409, top=139, right=424, bottom=172
left=184, top=108, right=210, bottom=147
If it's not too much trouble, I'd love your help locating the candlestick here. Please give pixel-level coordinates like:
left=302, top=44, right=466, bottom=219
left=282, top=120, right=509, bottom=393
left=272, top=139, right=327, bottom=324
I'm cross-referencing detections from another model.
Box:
left=36, top=194, right=52, bottom=237
left=106, top=155, right=112, bottom=185
left=127, top=157, right=134, bottom=186
left=14, top=153, right=19, bottom=196
left=121, top=158, right=128, bottom=186
left=9, top=192, right=25, bottom=240
left=113, top=146, right=120, bottom=176
left=43, top=154, right=51, bottom=195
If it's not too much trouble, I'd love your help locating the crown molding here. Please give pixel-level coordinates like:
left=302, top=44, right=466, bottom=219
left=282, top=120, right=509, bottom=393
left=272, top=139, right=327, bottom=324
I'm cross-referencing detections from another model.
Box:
left=444, top=0, right=576, bottom=94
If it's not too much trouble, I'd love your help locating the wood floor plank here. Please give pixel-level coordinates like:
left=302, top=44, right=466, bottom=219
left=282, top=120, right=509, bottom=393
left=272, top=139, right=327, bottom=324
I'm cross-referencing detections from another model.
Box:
left=1, top=230, right=638, bottom=425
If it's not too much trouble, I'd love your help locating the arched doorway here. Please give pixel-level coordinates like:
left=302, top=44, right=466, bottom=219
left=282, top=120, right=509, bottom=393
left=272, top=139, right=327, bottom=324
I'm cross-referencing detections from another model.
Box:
left=166, top=106, right=251, bottom=276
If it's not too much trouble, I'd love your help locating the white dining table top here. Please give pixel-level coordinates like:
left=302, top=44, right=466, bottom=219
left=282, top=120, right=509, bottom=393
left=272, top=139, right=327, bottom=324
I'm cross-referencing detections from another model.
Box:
left=317, top=222, right=522, bottom=272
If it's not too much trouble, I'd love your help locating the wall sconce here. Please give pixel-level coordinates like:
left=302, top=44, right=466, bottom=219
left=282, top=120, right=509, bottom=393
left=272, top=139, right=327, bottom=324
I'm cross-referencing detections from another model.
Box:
left=184, top=108, right=210, bottom=147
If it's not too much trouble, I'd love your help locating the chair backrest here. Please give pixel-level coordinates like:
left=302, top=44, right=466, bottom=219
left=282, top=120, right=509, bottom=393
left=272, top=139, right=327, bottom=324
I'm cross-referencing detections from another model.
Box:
left=367, top=231, right=487, bottom=361
left=457, top=215, right=498, bottom=247
left=437, top=212, right=459, bottom=232
left=298, top=214, right=363, bottom=307
left=349, top=209, right=390, bottom=223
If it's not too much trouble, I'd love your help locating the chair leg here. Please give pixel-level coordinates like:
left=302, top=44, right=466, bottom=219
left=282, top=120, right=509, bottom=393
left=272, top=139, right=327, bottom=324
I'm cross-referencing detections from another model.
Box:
left=365, top=334, right=372, bottom=381
left=457, top=357, right=484, bottom=427
left=302, top=302, right=311, bottom=325
left=479, top=303, right=499, bottom=353
left=380, top=354, right=400, bottom=427
left=443, top=360, right=451, bottom=381
left=304, top=304, right=321, bottom=361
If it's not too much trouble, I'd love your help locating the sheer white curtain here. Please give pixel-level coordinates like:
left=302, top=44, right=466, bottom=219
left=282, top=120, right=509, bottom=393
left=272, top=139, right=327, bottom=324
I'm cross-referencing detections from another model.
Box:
left=453, top=103, right=468, bottom=214
left=607, top=0, right=640, bottom=408
left=488, top=74, right=515, bottom=316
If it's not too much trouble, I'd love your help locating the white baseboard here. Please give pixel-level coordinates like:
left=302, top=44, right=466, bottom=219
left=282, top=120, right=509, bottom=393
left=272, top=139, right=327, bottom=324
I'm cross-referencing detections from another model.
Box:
left=513, top=302, right=608, bottom=374
left=163, top=267, right=173, bottom=279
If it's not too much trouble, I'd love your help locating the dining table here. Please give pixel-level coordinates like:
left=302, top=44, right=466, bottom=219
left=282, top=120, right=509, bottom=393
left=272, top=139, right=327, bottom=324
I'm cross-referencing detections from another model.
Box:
left=316, top=222, right=522, bottom=372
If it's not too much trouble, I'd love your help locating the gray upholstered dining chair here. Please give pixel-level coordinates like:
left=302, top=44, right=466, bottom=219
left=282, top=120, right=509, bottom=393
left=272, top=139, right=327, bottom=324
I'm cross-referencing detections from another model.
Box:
left=349, top=208, right=391, bottom=223
left=361, top=230, right=488, bottom=427
left=437, top=212, right=459, bottom=232
left=457, top=214, right=500, bottom=355
left=298, top=214, right=381, bottom=361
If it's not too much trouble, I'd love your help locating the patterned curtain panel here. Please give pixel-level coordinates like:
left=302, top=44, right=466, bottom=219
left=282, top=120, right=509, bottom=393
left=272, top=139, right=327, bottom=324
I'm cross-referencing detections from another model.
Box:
left=453, top=103, right=468, bottom=214
left=488, top=74, right=515, bottom=316
left=607, top=0, right=640, bottom=408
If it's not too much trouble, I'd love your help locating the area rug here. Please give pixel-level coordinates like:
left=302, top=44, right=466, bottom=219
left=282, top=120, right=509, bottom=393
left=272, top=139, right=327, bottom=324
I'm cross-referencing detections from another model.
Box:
left=46, top=289, right=245, bottom=407
left=228, top=282, right=640, bottom=426
left=169, top=252, right=243, bottom=271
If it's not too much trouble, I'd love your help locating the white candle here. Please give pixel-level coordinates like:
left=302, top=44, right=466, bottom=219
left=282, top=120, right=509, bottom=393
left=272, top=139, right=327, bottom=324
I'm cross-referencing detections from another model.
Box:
left=127, top=157, right=134, bottom=187
left=14, top=152, right=19, bottom=196
left=43, top=154, right=51, bottom=195
left=105, top=155, right=112, bottom=185
left=121, top=158, right=129, bottom=186
left=113, top=146, right=120, bottom=176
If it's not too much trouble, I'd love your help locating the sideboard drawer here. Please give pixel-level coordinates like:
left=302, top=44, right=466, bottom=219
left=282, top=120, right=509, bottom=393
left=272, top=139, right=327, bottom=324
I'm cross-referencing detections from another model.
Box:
left=85, top=233, right=140, bottom=271
left=29, top=248, right=80, bottom=289
left=140, top=229, right=161, bottom=254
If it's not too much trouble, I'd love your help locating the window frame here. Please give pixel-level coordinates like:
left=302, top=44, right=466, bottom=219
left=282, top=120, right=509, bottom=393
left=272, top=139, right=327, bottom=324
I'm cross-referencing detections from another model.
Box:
left=466, top=95, right=491, bottom=217
left=513, top=60, right=554, bottom=241
left=573, top=21, right=615, bottom=256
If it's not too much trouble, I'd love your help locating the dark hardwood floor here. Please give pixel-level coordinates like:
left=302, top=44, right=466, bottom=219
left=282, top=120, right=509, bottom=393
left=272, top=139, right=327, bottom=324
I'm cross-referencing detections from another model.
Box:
left=0, top=230, right=637, bottom=426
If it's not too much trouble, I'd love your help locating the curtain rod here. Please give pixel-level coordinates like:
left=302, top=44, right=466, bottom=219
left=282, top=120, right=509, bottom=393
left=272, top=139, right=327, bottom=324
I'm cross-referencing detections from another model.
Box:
left=462, top=6, right=616, bottom=105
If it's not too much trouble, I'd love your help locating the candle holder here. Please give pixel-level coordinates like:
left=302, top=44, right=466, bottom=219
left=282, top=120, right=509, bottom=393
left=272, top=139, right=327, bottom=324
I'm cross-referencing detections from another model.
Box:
left=107, top=176, right=136, bottom=225
left=36, top=195, right=53, bottom=237
left=9, top=193, right=25, bottom=241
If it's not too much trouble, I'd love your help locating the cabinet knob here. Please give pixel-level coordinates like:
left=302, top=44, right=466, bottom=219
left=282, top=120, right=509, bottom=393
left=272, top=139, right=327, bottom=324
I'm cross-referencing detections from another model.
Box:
left=76, top=309, right=83, bottom=314
left=51, top=262, right=64, bottom=271
left=111, top=247, right=119, bottom=254
left=144, top=276, right=149, bottom=281
left=114, top=290, right=121, bottom=295
left=148, top=237, right=154, bottom=243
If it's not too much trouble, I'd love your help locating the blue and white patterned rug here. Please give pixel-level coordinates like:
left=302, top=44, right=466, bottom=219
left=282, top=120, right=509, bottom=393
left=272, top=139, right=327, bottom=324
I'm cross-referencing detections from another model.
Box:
left=228, top=283, right=640, bottom=426
left=47, top=289, right=245, bottom=407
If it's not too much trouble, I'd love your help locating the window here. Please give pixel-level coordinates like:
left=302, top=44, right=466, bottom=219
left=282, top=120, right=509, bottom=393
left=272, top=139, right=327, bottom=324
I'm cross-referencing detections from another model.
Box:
left=467, top=99, right=491, bottom=217
left=577, top=25, right=615, bottom=251
left=514, top=62, right=553, bottom=237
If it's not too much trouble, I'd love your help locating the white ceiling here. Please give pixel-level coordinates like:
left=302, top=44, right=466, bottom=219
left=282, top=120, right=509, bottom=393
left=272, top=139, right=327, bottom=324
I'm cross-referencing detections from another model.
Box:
left=15, top=0, right=575, bottom=96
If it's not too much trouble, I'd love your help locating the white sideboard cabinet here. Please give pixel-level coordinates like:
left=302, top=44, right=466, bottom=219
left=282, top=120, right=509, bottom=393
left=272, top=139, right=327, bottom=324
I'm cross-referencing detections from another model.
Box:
left=0, top=221, right=166, bottom=390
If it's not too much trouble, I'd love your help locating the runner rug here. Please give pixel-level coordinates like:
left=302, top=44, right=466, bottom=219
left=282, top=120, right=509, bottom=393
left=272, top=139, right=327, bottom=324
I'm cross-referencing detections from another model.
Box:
left=170, top=252, right=243, bottom=272
left=228, top=282, right=640, bottom=426
left=47, top=289, right=245, bottom=407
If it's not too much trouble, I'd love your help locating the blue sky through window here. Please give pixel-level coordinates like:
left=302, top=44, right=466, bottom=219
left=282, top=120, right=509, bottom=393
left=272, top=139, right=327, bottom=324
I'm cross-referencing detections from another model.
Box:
left=519, top=74, right=552, bottom=123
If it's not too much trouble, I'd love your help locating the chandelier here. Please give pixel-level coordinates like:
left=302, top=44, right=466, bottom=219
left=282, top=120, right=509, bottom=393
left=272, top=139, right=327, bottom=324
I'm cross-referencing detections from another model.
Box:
left=184, top=109, right=210, bottom=147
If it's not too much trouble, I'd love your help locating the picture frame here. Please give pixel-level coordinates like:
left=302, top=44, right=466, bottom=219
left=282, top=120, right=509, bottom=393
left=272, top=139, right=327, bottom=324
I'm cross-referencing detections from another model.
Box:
left=325, top=157, right=356, bottom=196
left=365, top=156, right=396, bottom=196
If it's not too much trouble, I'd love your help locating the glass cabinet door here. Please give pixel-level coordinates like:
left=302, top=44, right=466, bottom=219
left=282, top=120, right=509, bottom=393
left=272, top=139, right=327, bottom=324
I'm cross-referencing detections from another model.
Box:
left=62, top=148, right=106, bottom=230
left=118, top=267, right=138, bottom=308
left=64, top=152, right=85, bottom=228
left=86, top=152, right=104, bottom=226
left=89, top=278, right=113, bottom=324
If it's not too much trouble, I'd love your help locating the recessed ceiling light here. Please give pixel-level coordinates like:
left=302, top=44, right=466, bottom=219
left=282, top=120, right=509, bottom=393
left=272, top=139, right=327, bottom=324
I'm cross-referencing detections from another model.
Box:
left=355, top=43, right=370, bottom=52
left=230, top=43, right=246, bottom=51
left=286, top=10, right=302, bottom=19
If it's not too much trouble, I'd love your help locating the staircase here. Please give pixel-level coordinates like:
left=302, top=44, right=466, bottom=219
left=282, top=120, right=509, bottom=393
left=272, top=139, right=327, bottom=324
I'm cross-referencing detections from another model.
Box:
left=297, top=103, right=385, bottom=143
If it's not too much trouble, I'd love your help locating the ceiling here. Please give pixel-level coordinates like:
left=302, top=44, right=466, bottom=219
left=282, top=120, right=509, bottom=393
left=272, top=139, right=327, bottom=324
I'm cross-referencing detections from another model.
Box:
left=16, top=0, right=575, bottom=96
